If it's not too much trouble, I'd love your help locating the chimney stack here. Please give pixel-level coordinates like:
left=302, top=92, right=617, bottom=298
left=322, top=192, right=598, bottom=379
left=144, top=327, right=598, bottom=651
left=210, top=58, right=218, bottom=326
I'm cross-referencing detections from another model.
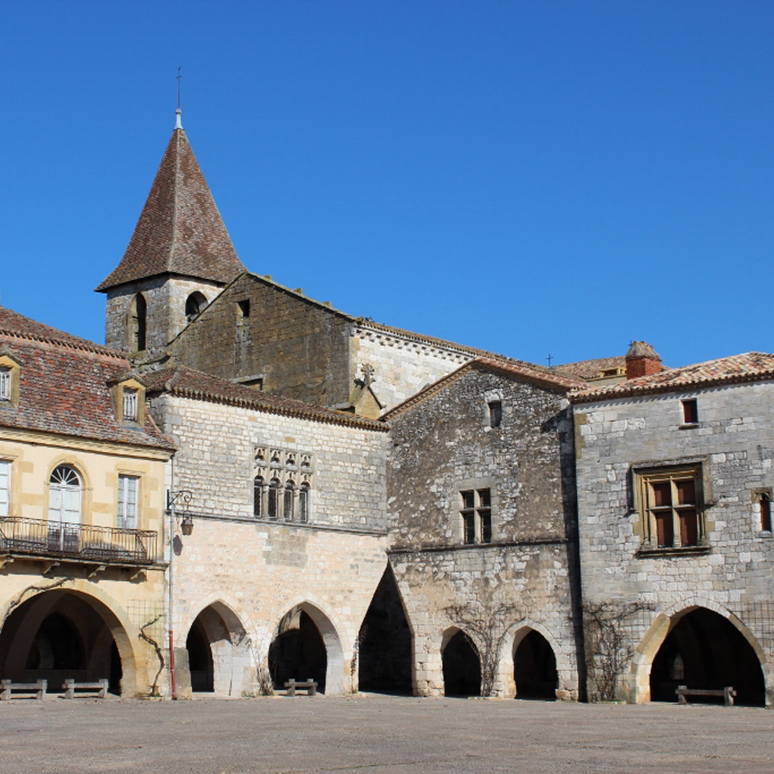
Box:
left=625, top=341, right=662, bottom=380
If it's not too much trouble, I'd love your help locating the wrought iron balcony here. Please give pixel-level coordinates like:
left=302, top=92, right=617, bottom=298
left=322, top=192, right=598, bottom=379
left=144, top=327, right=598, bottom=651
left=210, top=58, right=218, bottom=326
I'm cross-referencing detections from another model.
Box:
left=0, top=518, right=159, bottom=566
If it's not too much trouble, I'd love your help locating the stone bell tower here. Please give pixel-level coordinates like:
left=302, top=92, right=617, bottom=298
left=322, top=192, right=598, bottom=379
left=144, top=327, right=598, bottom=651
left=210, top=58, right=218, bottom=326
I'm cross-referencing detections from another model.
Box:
left=96, top=108, right=246, bottom=356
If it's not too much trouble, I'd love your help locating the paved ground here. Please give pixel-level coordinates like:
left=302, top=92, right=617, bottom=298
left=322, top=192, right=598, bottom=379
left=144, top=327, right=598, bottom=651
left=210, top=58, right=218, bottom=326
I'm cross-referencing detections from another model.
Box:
left=1, top=695, right=772, bottom=774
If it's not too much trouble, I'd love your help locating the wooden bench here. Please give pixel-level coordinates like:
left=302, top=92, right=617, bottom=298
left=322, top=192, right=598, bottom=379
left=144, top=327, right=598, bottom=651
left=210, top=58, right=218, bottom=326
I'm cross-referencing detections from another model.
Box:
left=284, top=678, right=317, bottom=697
left=63, top=679, right=109, bottom=700
left=1, top=679, right=47, bottom=701
left=676, top=685, right=736, bottom=706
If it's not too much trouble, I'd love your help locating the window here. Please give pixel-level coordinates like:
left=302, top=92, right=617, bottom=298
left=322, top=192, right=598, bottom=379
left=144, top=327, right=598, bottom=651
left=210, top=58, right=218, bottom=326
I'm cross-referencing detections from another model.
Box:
left=284, top=481, right=295, bottom=521
left=238, top=300, right=250, bottom=318
left=129, top=293, right=147, bottom=351
left=0, top=368, right=10, bottom=401
left=488, top=400, right=502, bottom=428
left=254, top=445, right=314, bottom=523
left=253, top=475, right=264, bottom=518
left=681, top=399, right=698, bottom=425
left=123, top=388, right=138, bottom=421
left=0, top=460, right=10, bottom=517
left=185, top=292, right=207, bottom=322
left=461, top=488, right=493, bottom=545
left=761, top=494, right=772, bottom=533
left=118, top=475, right=139, bottom=529
left=268, top=478, right=280, bottom=520
left=637, top=466, right=704, bottom=550
left=49, top=465, right=82, bottom=551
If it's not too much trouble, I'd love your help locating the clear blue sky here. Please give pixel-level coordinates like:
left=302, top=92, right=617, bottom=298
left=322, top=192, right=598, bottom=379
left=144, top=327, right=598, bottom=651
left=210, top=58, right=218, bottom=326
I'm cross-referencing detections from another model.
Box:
left=2, top=1, right=772, bottom=368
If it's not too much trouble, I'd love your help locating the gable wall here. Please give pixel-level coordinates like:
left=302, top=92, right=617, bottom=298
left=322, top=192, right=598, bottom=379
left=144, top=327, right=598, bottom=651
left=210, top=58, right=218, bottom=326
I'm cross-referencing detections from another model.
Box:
left=170, top=276, right=354, bottom=407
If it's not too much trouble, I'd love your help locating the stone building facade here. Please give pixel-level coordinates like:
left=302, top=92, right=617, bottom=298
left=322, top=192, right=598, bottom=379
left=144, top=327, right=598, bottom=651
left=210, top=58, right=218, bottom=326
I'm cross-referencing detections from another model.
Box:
left=0, top=307, right=174, bottom=697
left=572, top=346, right=774, bottom=706
left=382, top=359, right=585, bottom=699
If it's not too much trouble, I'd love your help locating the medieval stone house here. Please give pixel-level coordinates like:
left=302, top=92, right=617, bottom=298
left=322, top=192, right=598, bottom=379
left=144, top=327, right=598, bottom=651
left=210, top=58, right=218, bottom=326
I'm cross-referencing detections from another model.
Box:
left=572, top=344, right=774, bottom=706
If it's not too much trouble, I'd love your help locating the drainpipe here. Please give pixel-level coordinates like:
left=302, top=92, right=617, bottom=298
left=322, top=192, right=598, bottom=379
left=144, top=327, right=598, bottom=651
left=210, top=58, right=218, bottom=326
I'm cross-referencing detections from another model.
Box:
left=167, top=456, right=177, bottom=700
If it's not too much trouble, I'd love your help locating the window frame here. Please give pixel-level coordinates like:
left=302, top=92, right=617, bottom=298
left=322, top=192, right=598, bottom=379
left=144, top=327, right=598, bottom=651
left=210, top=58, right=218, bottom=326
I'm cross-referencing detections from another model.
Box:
left=117, top=474, right=139, bottom=529
left=0, top=459, right=11, bottom=518
left=460, top=488, right=493, bottom=545
left=635, top=464, right=706, bottom=553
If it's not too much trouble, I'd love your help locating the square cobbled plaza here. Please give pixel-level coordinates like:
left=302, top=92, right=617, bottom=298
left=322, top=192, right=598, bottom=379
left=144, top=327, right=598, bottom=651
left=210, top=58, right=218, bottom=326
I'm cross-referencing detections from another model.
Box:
left=1, top=696, right=773, bottom=774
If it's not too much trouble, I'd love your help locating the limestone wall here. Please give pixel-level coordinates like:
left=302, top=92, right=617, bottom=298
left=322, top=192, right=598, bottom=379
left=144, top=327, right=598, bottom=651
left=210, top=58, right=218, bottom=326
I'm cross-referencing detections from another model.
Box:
left=574, top=380, right=774, bottom=702
left=387, top=366, right=581, bottom=698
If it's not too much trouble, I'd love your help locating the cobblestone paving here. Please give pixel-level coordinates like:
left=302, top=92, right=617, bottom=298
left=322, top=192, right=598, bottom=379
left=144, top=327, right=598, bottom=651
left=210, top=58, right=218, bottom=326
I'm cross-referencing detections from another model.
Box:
left=1, top=695, right=772, bottom=774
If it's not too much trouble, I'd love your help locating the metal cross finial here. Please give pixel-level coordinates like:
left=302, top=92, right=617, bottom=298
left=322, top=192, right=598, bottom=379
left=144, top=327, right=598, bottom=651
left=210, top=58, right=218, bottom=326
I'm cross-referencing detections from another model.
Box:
left=177, top=67, right=182, bottom=110
left=547, top=353, right=554, bottom=367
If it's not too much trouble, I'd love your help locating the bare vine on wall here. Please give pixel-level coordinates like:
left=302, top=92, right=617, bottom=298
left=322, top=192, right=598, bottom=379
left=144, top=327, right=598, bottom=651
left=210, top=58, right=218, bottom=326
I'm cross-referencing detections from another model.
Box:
left=444, top=601, right=520, bottom=697
left=583, top=600, right=653, bottom=702
left=139, top=615, right=165, bottom=697
left=1, top=576, right=73, bottom=629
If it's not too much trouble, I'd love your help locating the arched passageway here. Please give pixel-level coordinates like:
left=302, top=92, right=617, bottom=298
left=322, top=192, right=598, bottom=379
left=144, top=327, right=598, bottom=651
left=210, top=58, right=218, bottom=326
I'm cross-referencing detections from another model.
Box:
left=184, top=603, right=249, bottom=696
left=650, top=608, right=765, bottom=706
left=513, top=630, right=558, bottom=700
left=0, top=590, right=129, bottom=694
left=442, top=630, right=481, bottom=697
left=270, top=608, right=327, bottom=693
left=358, top=565, right=413, bottom=694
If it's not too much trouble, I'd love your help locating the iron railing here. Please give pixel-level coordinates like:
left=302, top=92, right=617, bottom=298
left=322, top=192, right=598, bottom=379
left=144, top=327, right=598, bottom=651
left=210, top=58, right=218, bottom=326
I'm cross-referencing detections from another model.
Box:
left=0, top=518, right=158, bottom=565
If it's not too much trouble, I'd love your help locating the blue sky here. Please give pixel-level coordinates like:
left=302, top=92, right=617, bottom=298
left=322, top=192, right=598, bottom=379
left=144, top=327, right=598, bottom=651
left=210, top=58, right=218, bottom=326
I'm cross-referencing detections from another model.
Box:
left=1, top=1, right=772, bottom=368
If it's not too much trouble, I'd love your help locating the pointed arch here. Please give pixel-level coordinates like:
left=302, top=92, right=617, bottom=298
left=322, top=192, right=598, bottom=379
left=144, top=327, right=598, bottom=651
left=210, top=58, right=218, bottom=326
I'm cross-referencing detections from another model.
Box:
left=631, top=599, right=768, bottom=705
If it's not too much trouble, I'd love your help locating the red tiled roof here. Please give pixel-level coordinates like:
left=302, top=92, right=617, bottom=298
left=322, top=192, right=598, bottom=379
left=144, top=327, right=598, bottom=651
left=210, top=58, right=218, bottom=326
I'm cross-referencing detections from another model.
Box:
left=554, top=356, right=627, bottom=381
left=382, top=357, right=588, bottom=421
left=0, top=311, right=174, bottom=451
left=570, top=352, right=774, bottom=403
left=142, top=365, right=388, bottom=431
left=96, top=124, right=246, bottom=291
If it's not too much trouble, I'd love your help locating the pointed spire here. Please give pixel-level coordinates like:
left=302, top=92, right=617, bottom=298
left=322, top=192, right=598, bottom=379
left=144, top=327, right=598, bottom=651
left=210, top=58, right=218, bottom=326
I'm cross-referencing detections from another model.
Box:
left=96, top=119, right=246, bottom=292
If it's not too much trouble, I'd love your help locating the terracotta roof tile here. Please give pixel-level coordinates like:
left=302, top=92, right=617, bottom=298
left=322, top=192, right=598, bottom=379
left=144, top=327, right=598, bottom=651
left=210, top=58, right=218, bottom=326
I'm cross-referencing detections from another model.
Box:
left=554, top=356, right=627, bottom=381
left=383, top=357, right=587, bottom=420
left=142, top=365, right=388, bottom=431
left=96, top=125, right=246, bottom=291
left=0, top=310, right=174, bottom=451
left=570, top=352, right=774, bottom=403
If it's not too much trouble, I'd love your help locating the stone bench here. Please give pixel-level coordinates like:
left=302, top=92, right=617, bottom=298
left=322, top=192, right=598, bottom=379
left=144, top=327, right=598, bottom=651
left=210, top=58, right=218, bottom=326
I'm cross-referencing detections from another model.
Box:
left=284, top=678, right=317, bottom=697
left=1, top=679, right=47, bottom=701
left=676, top=685, right=736, bottom=706
left=63, top=679, right=109, bottom=700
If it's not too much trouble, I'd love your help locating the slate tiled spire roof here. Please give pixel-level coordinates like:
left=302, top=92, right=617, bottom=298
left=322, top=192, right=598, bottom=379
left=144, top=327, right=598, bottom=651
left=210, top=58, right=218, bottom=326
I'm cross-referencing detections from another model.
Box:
left=96, top=112, right=246, bottom=292
left=570, top=352, right=774, bottom=403
left=0, top=307, right=174, bottom=450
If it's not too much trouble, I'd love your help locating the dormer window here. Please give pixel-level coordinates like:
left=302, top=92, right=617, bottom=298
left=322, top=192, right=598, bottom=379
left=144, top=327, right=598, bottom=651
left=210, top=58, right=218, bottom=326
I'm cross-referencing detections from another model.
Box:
left=0, top=368, right=10, bottom=401
left=123, top=389, right=138, bottom=421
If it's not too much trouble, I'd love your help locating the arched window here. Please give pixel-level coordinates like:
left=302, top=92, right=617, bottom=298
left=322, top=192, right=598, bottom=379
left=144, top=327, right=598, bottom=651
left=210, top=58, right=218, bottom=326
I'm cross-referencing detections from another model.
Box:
left=253, top=476, right=264, bottom=519
left=49, top=465, right=82, bottom=551
left=299, top=482, right=310, bottom=523
left=185, top=292, right=207, bottom=322
left=129, top=294, right=147, bottom=351
left=268, top=478, right=280, bottom=521
left=284, top=481, right=295, bottom=521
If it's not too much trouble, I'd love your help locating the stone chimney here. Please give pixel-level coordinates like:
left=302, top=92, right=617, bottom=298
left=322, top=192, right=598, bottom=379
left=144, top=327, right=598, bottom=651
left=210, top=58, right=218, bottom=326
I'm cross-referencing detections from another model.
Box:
left=625, top=341, right=662, bottom=380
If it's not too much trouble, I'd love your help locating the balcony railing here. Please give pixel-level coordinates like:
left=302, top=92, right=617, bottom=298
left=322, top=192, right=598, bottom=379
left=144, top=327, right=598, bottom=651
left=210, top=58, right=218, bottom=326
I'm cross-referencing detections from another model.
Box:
left=0, top=518, right=158, bottom=565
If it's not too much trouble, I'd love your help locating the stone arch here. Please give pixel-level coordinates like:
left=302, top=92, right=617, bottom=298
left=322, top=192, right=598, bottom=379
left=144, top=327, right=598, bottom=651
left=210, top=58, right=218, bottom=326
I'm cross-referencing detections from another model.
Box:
left=181, top=599, right=252, bottom=697
left=0, top=582, right=140, bottom=696
left=511, top=626, right=559, bottom=700
left=357, top=563, right=413, bottom=695
left=269, top=600, right=346, bottom=695
left=632, top=599, right=768, bottom=705
left=185, top=291, right=207, bottom=322
left=441, top=626, right=481, bottom=697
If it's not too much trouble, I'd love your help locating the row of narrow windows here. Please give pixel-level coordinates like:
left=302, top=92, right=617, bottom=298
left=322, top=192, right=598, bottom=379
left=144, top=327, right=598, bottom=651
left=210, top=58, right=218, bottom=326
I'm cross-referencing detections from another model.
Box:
left=254, top=477, right=310, bottom=523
